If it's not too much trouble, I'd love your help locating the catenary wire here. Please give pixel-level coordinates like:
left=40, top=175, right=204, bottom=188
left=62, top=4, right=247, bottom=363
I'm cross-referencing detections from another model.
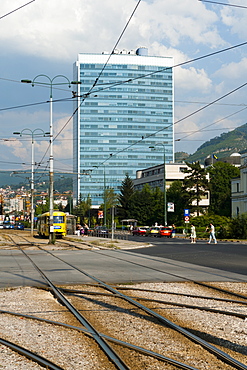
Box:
left=89, top=0, right=142, bottom=92
left=51, top=40, right=247, bottom=173
left=199, top=0, right=247, bottom=9
left=95, top=80, right=247, bottom=167
left=176, top=106, right=247, bottom=141
left=0, top=0, right=35, bottom=20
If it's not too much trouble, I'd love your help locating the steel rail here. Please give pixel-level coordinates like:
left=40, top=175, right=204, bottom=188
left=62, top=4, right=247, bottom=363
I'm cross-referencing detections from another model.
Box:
left=12, top=245, right=131, bottom=370
left=193, top=281, right=247, bottom=300
left=0, top=309, right=200, bottom=370
left=41, top=249, right=247, bottom=370
left=14, top=235, right=247, bottom=300
left=0, top=337, right=64, bottom=370
left=6, top=235, right=247, bottom=369
left=92, top=248, right=247, bottom=292
left=60, top=288, right=247, bottom=319
left=112, top=285, right=247, bottom=305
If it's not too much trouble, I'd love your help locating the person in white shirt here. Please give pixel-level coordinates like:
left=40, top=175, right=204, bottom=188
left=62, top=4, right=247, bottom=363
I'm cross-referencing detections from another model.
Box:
left=190, top=224, right=196, bottom=243
left=207, top=223, right=217, bottom=244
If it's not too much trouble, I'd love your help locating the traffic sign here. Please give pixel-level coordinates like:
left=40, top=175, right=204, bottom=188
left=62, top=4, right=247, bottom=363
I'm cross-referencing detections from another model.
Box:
left=184, top=216, right=190, bottom=222
left=184, top=209, right=190, bottom=216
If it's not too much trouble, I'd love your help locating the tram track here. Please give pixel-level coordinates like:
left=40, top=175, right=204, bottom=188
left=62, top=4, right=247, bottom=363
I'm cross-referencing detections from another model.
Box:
left=0, top=232, right=246, bottom=369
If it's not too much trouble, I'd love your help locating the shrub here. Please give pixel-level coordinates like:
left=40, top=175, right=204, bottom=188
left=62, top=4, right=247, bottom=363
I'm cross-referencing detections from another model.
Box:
left=228, top=214, right=247, bottom=239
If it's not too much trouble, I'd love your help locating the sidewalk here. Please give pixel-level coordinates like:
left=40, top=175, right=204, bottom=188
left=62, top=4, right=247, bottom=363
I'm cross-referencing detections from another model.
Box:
left=64, top=234, right=151, bottom=249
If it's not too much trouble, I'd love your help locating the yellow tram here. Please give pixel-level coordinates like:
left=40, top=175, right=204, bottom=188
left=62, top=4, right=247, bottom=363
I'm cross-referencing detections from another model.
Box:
left=37, top=211, right=67, bottom=238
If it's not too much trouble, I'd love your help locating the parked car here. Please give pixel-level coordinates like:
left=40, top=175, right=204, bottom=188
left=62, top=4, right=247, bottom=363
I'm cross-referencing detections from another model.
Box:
left=3, top=221, right=15, bottom=229
left=94, top=226, right=109, bottom=237
left=159, top=226, right=172, bottom=238
left=14, top=223, right=25, bottom=230
left=146, top=226, right=161, bottom=237
left=132, top=227, right=149, bottom=236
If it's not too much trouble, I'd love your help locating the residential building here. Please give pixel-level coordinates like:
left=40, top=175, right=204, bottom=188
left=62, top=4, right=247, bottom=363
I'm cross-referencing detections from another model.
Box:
left=231, top=150, right=247, bottom=217
left=73, top=47, right=174, bottom=206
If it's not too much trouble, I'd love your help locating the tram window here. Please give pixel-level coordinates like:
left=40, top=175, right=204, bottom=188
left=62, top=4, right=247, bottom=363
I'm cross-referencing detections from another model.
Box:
left=54, top=216, right=64, bottom=223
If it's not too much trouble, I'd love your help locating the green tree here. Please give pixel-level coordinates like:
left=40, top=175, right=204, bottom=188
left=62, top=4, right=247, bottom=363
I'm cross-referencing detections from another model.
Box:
left=166, top=180, right=190, bottom=225
left=35, top=197, right=50, bottom=216
left=74, top=194, right=91, bottom=224
left=229, top=214, right=247, bottom=239
left=130, top=185, right=163, bottom=225
left=101, top=188, right=119, bottom=225
left=208, top=161, right=240, bottom=217
left=183, top=161, right=209, bottom=216
left=117, top=174, right=134, bottom=220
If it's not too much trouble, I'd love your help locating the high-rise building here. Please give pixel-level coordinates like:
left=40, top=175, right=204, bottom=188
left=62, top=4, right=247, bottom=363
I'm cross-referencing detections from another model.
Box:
left=73, top=47, right=174, bottom=206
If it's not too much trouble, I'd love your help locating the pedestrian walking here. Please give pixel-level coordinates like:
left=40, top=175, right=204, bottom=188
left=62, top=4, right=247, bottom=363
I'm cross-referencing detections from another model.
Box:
left=84, top=223, right=89, bottom=237
left=190, top=224, right=196, bottom=243
left=171, top=224, right=176, bottom=238
left=207, top=223, right=217, bottom=244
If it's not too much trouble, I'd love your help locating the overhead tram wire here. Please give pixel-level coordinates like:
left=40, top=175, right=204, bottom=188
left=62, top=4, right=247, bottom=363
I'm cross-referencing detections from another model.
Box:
left=1, top=39, right=247, bottom=115
left=198, top=0, right=247, bottom=9
left=2, top=40, right=246, bottom=117
left=175, top=105, right=247, bottom=142
left=93, top=79, right=247, bottom=168
left=15, top=18, right=247, bottom=172
left=89, top=0, right=142, bottom=92
left=53, top=39, right=247, bottom=155
left=53, top=0, right=142, bottom=141
left=0, top=0, right=35, bottom=20
left=17, top=0, right=142, bottom=177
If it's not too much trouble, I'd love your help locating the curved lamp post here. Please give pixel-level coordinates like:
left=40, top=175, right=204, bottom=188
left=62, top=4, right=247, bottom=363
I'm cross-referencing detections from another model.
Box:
left=13, top=128, right=49, bottom=237
left=21, top=75, right=81, bottom=243
left=149, top=143, right=167, bottom=226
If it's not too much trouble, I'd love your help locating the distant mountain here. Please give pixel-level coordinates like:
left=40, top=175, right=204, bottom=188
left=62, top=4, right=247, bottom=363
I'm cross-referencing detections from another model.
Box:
left=0, top=171, right=23, bottom=187
left=0, top=171, right=73, bottom=192
left=183, top=122, right=247, bottom=163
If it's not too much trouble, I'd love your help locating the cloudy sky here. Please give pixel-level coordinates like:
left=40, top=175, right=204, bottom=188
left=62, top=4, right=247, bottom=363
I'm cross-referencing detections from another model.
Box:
left=1, top=0, right=247, bottom=176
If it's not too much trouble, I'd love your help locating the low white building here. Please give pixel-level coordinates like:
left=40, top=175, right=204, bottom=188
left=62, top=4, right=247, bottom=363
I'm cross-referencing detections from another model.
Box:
left=133, top=162, right=209, bottom=212
left=231, top=150, right=247, bottom=217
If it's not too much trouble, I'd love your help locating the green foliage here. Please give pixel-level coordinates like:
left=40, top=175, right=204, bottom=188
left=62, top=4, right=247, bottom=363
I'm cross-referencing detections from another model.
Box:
left=190, top=214, right=230, bottom=228
left=228, top=214, right=247, bottom=239
left=101, top=188, right=119, bottom=224
left=54, top=177, right=73, bottom=193
left=166, top=180, right=190, bottom=225
left=208, top=161, right=240, bottom=217
left=35, top=197, right=50, bottom=216
left=183, top=161, right=209, bottom=216
left=117, top=174, right=134, bottom=220
left=129, top=184, right=164, bottom=225
left=73, top=194, right=92, bottom=223
left=187, top=122, right=247, bottom=163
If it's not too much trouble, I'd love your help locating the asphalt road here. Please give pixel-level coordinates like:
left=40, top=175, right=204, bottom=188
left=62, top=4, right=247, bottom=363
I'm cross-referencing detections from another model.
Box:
left=127, top=235, right=247, bottom=276
left=0, top=234, right=246, bottom=288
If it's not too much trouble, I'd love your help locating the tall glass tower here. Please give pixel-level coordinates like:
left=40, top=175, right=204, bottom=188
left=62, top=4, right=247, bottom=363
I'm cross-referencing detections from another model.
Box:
left=73, top=47, right=174, bottom=206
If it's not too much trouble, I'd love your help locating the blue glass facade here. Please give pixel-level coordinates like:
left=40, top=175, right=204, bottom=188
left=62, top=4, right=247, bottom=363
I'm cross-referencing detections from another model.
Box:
left=73, top=49, right=174, bottom=206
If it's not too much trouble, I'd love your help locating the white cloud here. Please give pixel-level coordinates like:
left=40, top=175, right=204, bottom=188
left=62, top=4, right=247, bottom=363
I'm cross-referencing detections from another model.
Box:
left=0, top=0, right=226, bottom=61
left=0, top=0, right=247, bottom=161
left=220, top=3, right=247, bottom=39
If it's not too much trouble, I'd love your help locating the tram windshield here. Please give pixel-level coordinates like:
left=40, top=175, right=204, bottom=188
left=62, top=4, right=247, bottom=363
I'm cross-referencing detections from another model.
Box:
left=53, top=216, right=64, bottom=223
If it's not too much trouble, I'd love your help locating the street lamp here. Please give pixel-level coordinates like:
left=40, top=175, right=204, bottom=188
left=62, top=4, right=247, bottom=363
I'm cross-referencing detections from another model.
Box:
left=21, top=75, right=81, bottom=243
left=149, top=143, right=167, bottom=226
left=13, top=128, right=49, bottom=236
